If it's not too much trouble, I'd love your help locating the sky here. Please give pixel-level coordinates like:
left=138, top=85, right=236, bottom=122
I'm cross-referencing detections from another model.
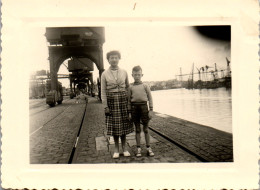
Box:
left=27, top=26, right=231, bottom=88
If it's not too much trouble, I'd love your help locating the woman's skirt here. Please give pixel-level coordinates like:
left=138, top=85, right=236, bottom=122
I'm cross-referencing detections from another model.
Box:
left=106, top=91, right=134, bottom=136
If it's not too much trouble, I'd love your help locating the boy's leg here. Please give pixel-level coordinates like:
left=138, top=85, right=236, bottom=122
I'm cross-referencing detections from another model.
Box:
left=140, top=104, right=151, bottom=148
left=135, top=123, right=141, bottom=148
left=143, top=124, right=150, bottom=148
left=141, top=104, right=154, bottom=156
left=131, top=105, right=141, bottom=148
left=143, top=124, right=154, bottom=156
left=134, top=123, right=142, bottom=157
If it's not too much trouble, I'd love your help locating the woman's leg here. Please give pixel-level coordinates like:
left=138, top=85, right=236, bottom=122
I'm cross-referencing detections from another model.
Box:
left=120, top=134, right=126, bottom=152
left=113, top=135, right=119, bottom=153
left=121, top=134, right=130, bottom=156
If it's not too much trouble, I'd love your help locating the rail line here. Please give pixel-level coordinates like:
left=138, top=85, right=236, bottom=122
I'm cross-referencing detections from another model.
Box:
left=29, top=101, right=47, bottom=109
left=66, top=110, right=208, bottom=163
left=30, top=97, right=208, bottom=163
left=68, top=102, right=88, bottom=164
left=30, top=98, right=71, bottom=116
left=148, top=126, right=208, bottom=162
left=30, top=105, right=72, bottom=136
left=30, top=107, right=51, bottom=116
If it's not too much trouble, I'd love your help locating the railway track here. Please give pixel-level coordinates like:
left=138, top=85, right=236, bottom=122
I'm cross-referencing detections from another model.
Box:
left=68, top=102, right=88, bottom=164
left=30, top=102, right=208, bottom=163
left=29, top=100, right=46, bottom=109
left=30, top=105, right=72, bottom=136
left=149, top=126, right=208, bottom=162
left=67, top=106, right=205, bottom=163
left=30, top=97, right=89, bottom=164
left=30, top=98, right=71, bottom=116
left=31, top=97, right=229, bottom=163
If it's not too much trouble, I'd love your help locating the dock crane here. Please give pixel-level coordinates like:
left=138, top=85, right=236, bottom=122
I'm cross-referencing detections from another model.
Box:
left=45, top=27, right=105, bottom=107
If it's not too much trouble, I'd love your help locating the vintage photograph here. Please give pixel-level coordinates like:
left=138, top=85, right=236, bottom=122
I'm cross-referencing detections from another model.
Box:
left=29, top=26, right=233, bottom=164
left=2, top=0, right=259, bottom=189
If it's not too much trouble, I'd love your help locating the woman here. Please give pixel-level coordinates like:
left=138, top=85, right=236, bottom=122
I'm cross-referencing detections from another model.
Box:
left=101, top=50, right=133, bottom=159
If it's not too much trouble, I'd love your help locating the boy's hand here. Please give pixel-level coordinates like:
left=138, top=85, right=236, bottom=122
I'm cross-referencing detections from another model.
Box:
left=148, top=111, right=154, bottom=119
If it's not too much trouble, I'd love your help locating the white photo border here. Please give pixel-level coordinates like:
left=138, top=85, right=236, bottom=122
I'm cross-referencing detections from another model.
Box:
left=1, top=0, right=259, bottom=189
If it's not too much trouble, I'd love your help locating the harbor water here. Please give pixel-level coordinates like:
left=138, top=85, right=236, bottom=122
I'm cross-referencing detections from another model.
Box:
left=151, top=87, right=232, bottom=133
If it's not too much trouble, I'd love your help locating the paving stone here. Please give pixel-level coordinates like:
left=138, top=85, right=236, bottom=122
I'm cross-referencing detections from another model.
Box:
left=31, top=96, right=231, bottom=164
left=72, top=98, right=200, bottom=163
left=30, top=99, right=87, bottom=164
left=95, top=136, right=108, bottom=151
left=150, top=112, right=233, bottom=162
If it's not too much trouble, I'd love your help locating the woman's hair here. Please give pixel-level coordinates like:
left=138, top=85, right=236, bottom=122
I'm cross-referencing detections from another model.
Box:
left=132, top=65, right=142, bottom=72
left=106, top=50, right=121, bottom=60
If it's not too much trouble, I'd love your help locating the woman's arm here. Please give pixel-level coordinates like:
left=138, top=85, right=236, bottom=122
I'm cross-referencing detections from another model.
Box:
left=101, top=72, right=108, bottom=108
left=125, top=71, right=130, bottom=90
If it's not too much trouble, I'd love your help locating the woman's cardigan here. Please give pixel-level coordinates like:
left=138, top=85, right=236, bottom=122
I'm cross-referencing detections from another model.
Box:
left=101, top=67, right=129, bottom=108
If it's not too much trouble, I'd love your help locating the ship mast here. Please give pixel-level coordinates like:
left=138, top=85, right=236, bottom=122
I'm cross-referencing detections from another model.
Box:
left=191, top=63, right=194, bottom=88
left=214, top=63, right=219, bottom=79
left=180, top=67, right=182, bottom=87
left=196, top=67, right=201, bottom=81
left=226, top=57, right=231, bottom=77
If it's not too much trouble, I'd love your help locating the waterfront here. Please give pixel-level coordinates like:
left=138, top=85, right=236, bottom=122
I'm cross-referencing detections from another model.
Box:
left=30, top=96, right=233, bottom=163
left=152, top=87, right=232, bottom=133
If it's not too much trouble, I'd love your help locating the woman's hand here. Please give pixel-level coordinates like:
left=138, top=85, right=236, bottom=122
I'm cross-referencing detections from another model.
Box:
left=128, top=113, right=132, bottom=121
left=105, top=107, right=111, bottom=116
left=148, top=111, right=154, bottom=120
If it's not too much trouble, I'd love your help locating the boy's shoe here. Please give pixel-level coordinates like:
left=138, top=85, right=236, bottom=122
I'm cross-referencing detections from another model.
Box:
left=136, top=148, right=142, bottom=157
left=147, top=147, right=154, bottom=157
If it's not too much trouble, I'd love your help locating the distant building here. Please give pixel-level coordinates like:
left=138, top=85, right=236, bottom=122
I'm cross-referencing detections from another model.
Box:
left=29, top=80, right=46, bottom=99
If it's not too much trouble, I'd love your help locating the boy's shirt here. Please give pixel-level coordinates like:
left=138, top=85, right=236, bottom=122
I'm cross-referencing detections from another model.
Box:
left=128, top=81, right=153, bottom=111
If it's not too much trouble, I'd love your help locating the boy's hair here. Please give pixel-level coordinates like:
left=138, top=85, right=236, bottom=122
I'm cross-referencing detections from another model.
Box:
left=106, top=50, right=121, bottom=60
left=132, top=65, right=142, bottom=73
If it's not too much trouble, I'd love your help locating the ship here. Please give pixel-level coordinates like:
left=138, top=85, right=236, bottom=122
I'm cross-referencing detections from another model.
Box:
left=178, top=58, right=231, bottom=89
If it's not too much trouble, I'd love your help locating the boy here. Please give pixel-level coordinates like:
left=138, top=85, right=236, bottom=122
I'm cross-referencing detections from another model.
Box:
left=128, top=66, right=154, bottom=157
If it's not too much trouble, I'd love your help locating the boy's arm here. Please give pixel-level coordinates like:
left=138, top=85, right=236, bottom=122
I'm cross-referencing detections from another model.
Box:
left=127, top=85, right=132, bottom=112
left=145, top=84, right=153, bottom=111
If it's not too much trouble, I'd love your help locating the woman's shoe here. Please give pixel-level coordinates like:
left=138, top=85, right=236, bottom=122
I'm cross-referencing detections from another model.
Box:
left=136, top=148, right=142, bottom=157
left=123, top=151, right=131, bottom=157
left=113, top=152, right=120, bottom=159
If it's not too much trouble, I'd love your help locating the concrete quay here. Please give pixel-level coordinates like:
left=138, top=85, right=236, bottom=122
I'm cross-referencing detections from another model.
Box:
left=72, top=98, right=199, bottom=163
left=150, top=113, right=233, bottom=162
left=30, top=98, right=87, bottom=164
left=29, top=96, right=233, bottom=164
